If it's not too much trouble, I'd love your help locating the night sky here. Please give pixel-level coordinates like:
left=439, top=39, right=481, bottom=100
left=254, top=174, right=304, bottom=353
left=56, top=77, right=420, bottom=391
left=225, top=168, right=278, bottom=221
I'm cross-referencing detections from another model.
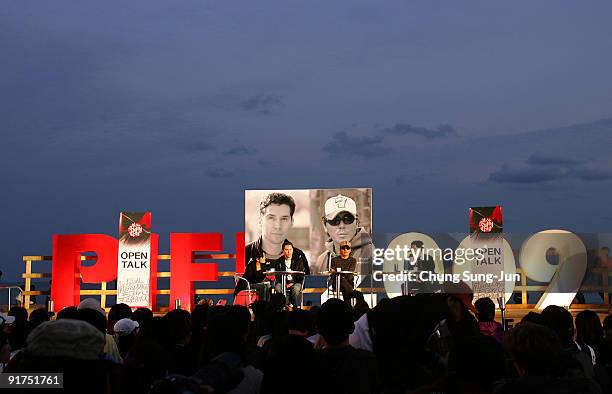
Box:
left=2, top=1, right=612, bottom=281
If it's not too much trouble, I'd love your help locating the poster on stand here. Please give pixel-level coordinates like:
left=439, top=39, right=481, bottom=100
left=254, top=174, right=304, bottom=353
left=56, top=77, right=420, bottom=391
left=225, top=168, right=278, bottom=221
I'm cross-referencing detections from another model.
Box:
left=116, top=212, right=152, bottom=307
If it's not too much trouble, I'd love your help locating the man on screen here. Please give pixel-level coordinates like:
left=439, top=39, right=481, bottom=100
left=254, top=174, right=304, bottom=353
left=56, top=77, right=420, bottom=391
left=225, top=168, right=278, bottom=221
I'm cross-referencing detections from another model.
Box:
left=314, top=194, right=373, bottom=275
left=274, top=240, right=310, bottom=307
left=246, top=192, right=296, bottom=263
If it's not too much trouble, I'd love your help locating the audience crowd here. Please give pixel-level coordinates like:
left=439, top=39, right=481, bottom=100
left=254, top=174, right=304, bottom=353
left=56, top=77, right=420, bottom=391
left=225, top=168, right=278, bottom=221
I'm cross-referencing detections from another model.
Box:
left=2, top=290, right=612, bottom=393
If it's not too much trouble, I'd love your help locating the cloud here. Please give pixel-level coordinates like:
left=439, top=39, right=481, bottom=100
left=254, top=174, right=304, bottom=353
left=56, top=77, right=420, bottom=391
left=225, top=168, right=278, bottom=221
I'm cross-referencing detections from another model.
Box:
left=205, top=167, right=234, bottom=178
left=239, top=94, right=283, bottom=114
left=571, top=168, right=612, bottom=182
left=321, top=121, right=458, bottom=161
left=383, top=123, right=457, bottom=140
left=258, top=159, right=272, bottom=167
left=224, top=145, right=256, bottom=155
left=526, top=153, right=586, bottom=166
left=488, top=165, right=565, bottom=184
left=489, top=164, right=612, bottom=184
left=182, top=142, right=217, bottom=152
left=322, top=131, right=391, bottom=158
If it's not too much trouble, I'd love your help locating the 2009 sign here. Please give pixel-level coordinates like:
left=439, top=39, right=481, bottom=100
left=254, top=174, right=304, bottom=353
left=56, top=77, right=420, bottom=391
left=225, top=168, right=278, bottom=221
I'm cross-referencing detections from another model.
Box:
left=383, top=230, right=588, bottom=308
left=51, top=229, right=592, bottom=311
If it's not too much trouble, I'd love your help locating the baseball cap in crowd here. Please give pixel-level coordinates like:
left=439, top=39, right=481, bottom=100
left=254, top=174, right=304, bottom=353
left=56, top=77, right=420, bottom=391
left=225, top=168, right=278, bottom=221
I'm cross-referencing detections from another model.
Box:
left=324, top=194, right=357, bottom=220
left=78, top=298, right=106, bottom=317
left=340, top=241, right=351, bottom=249
left=0, top=312, right=15, bottom=325
left=114, top=318, right=139, bottom=336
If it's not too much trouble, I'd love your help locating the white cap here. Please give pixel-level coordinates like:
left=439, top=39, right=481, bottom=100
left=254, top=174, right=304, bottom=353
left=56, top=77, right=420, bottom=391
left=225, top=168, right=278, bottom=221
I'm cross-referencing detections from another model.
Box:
left=114, top=318, right=139, bottom=336
left=78, top=298, right=106, bottom=317
left=324, top=194, right=357, bottom=220
left=0, top=312, right=15, bottom=325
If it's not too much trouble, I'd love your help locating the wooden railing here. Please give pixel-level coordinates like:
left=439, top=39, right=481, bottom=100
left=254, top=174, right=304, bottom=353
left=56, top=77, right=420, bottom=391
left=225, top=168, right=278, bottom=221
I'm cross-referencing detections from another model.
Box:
left=19, top=254, right=384, bottom=312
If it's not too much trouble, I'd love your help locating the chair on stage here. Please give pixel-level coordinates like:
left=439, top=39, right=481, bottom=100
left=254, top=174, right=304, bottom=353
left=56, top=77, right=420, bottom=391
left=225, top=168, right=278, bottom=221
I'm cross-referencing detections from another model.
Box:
left=233, top=274, right=259, bottom=306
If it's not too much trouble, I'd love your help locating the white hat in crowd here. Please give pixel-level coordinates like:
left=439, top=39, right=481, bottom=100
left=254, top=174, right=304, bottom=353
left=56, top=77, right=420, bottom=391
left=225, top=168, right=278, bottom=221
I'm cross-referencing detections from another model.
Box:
left=77, top=298, right=106, bottom=317
left=27, top=319, right=105, bottom=360
left=114, top=318, right=139, bottom=336
left=0, top=312, right=15, bottom=325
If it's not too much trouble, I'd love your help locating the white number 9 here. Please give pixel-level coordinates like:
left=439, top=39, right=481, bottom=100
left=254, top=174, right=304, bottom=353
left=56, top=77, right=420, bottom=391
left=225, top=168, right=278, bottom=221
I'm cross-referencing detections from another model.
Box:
left=519, top=229, right=587, bottom=309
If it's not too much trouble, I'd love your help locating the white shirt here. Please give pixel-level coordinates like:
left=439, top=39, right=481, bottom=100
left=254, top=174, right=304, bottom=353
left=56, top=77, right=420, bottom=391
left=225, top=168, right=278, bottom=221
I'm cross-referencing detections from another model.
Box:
left=285, top=259, right=293, bottom=280
left=349, top=313, right=373, bottom=352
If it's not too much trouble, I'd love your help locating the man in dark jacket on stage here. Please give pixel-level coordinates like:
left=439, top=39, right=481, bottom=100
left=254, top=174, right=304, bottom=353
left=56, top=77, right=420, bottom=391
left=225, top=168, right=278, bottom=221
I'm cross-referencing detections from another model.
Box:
left=402, top=240, right=436, bottom=295
left=274, top=240, right=310, bottom=307
left=330, top=241, right=357, bottom=302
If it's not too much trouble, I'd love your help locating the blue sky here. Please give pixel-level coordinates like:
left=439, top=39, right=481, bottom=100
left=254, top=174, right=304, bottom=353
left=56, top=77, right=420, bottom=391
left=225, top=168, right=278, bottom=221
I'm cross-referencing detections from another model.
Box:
left=1, top=1, right=612, bottom=281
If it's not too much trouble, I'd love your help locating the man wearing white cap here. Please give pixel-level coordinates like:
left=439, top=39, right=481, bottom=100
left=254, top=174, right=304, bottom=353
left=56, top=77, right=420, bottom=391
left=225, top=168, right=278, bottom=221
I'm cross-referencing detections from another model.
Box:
left=314, top=194, right=374, bottom=275
left=113, top=318, right=139, bottom=359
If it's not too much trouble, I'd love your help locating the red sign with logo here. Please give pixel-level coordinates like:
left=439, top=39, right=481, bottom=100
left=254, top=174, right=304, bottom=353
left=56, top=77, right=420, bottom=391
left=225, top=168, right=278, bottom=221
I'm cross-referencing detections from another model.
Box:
left=51, top=232, right=245, bottom=312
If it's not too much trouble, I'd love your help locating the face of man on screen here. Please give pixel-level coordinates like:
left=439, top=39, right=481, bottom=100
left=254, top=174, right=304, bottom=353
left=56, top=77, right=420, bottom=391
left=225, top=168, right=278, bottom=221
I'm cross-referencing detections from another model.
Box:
left=260, top=204, right=293, bottom=246
left=325, top=211, right=357, bottom=244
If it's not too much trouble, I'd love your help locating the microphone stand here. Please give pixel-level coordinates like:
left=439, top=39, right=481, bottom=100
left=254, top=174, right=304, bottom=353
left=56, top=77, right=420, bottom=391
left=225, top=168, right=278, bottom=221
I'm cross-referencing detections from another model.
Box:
left=497, top=295, right=507, bottom=331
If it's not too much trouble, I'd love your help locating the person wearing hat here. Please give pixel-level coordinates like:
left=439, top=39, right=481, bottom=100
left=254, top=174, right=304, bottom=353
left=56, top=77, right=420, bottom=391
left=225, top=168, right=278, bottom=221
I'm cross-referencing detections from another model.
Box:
left=330, top=241, right=358, bottom=302
left=113, top=318, right=139, bottom=358
left=77, top=298, right=123, bottom=364
left=5, top=319, right=116, bottom=392
left=314, top=194, right=374, bottom=276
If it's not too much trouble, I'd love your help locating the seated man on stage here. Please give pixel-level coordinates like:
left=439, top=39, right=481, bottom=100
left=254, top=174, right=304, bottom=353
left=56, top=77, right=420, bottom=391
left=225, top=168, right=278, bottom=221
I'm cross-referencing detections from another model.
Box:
left=234, top=250, right=276, bottom=302
left=274, top=240, right=310, bottom=307
left=401, top=240, right=436, bottom=295
left=330, top=241, right=357, bottom=302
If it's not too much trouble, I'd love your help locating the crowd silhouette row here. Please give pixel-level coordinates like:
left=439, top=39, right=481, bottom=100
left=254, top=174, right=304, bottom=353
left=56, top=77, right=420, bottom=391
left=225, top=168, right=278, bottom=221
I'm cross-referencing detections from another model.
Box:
left=2, top=289, right=612, bottom=393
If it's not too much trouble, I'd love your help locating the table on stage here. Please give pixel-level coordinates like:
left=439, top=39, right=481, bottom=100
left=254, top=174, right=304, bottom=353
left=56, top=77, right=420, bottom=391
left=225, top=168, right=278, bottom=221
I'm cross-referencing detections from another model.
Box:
left=264, top=269, right=305, bottom=300
left=321, top=270, right=359, bottom=299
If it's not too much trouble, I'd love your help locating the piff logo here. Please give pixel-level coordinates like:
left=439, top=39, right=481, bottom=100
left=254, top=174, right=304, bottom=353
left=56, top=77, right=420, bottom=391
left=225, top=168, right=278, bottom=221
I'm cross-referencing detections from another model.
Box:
left=51, top=231, right=246, bottom=312
left=479, top=218, right=494, bottom=233
left=470, top=206, right=502, bottom=235
left=128, top=223, right=143, bottom=237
